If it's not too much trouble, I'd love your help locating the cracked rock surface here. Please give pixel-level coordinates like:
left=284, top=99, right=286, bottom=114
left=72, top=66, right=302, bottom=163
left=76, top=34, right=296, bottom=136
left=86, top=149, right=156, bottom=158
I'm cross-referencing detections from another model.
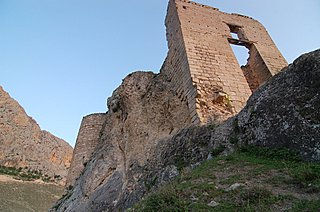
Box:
left=53, top=72, right=193, bottom=211
left=53, top=49, right=320, bottom=211
left=232, top=49, right=320, bottom=161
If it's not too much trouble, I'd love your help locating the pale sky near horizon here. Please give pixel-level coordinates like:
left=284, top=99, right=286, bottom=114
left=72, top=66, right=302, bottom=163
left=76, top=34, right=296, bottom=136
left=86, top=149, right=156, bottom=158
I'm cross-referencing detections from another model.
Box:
left=1, top=0, right=319, bottom=147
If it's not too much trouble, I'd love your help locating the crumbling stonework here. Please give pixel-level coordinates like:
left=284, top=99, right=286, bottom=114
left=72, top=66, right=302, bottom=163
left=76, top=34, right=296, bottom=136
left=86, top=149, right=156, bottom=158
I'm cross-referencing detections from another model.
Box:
left=62, top=0, right=288, bottom=204
left=65, top=0, right=287, bottom=188
left=51, top=1, right=320, bottom=211
left=161, top=0, right=288, bottom=124
left=66, top=113, right=107, bottom=187
left=53, top=49, right=319, bottom=211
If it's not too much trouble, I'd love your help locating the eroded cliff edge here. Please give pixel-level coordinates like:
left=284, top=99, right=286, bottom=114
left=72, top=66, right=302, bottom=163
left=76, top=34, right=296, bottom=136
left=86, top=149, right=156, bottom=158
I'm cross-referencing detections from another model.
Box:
left=0, top=86, right=73, bottom=184
left=53, top=49, right=320, bottom=211
left=58, top=71, right=193, bottom=211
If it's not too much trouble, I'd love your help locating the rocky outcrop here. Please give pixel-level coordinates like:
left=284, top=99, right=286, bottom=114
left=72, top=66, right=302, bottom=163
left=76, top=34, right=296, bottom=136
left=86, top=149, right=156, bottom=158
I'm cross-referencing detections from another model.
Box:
left=219, top=49, right=320, bottom=162
left=53, top=49, right=320, bottom=211
left=53, top=72, right=193, bottom=211
left=0, top=86, right=73, bottom=183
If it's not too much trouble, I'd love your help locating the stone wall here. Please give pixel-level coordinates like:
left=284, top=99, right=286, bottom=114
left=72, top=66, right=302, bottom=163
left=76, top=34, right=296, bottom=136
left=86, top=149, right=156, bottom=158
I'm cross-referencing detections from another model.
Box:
left=53, top=47, right=320, bottom=211
left=161, top=0, right=288, bottom=124
left=65, top=0, right=288, bottom=188
left=65, top=113, right=107, bottom=187
left=160, top=0, right=196, bottom=123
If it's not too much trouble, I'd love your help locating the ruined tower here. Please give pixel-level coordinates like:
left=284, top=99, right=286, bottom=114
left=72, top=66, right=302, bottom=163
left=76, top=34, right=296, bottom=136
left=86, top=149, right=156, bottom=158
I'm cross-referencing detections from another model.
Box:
left=161, top=0, right=288, bottom=124
left=66, top=0, right=288, bottom=187
left=65, top=113, right=107, bottom=187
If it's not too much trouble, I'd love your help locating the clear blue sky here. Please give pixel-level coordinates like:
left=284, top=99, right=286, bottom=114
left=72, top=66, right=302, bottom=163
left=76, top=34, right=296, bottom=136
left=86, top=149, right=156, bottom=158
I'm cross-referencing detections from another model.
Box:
left=1, top=0, right=319, bottom=147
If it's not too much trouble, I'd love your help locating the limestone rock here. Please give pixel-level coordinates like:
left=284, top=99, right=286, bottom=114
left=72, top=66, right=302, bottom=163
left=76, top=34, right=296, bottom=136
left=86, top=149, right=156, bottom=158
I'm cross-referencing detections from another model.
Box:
left=53, top=49, right=320, bottom=211
left=0, top=86, right=73, bottom=184
left=231, top=49, right=320, bottom=162
left=207, top=200, right=220, bottom=207
left=53, top=71, right=199, bottom=211
left=225, top=183, right=245, bottom=192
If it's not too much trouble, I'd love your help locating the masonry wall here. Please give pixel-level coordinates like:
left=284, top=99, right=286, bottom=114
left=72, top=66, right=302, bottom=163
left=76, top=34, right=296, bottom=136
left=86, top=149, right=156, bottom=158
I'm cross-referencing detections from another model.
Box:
left=161, top=0, right=288, bottom=124
left=242, top=45, right=272, bottom=91
left=65, top=113, right=106, bottom=187
left=160, top=0, right=198, bottom=124
left=66, top=0, right=288, bottom=188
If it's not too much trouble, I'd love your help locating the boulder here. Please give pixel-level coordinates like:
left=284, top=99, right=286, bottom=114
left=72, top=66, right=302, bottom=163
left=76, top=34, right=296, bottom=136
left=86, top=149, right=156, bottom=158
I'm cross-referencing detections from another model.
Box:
left=232, top=49, right=320, bottom=161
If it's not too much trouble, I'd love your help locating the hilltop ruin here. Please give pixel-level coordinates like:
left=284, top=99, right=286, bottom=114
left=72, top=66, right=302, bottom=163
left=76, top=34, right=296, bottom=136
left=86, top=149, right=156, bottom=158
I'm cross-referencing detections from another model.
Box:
left=66, top=0, right=287, bottom=187
left=50, top=1, right=320, bottom=211
left=163, top=0, right=287, bottom=124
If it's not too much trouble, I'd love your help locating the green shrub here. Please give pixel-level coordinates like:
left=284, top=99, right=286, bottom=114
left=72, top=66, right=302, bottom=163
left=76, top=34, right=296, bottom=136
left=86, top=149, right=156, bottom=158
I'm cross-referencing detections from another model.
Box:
left=240, top=145, right=302, bottom=162
left=134, top=186, right=189, bottom=211
left=291, top=199, right=320, bottom=212
left=211, top=145, right=226, bottom=157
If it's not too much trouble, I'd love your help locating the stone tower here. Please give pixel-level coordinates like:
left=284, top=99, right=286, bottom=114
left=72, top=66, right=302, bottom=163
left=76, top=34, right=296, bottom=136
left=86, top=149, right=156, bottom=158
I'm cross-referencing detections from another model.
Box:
left=65, top=0, right=288, bottom=187
left=65, top=113, right=106, bottom=187
left=161, top=0, right=288, bottom=124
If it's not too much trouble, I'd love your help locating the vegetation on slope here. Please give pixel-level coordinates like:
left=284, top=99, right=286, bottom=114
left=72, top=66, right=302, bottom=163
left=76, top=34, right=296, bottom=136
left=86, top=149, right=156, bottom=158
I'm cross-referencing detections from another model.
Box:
left=132, top=146, right=320, bottom=211
left=0, top=166, right=61, bottom=182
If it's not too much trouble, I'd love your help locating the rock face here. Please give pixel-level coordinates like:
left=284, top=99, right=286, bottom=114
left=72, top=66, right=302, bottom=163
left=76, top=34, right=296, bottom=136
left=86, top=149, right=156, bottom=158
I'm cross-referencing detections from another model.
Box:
left=53, top=49, right=320, bottom=211
left=228, top=49, right=320, bottom=161
left=54, top=72, right=193, bottom=211
left=65, top=0, right=289, bottom=191
left=0, top=86, right=73, bottom=183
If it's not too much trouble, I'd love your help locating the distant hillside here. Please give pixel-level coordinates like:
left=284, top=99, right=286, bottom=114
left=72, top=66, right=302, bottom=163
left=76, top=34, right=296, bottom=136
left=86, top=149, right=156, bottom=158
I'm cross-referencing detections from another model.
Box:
left=0, top=86, right=73, bottom=184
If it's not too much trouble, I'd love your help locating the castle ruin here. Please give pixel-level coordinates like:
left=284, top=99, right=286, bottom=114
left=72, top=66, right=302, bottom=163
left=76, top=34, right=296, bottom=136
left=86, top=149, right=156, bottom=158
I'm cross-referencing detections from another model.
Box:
left=66, top=0, right=287, bottom=187
left=162, top=0, right=287, bottom=124
left=66, top=113, right=106, bottom=186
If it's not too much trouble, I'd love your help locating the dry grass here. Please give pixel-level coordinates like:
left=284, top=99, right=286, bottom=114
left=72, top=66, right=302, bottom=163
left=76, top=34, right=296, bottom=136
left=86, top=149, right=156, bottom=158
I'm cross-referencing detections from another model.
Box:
left=0, top=176, right=63, bottom=212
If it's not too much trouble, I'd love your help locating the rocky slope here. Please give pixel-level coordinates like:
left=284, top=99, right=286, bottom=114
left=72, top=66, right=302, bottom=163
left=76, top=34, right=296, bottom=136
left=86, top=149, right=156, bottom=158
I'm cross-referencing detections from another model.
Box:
left=133, top=147, right=320, bottom=211
left=0, top=86, right=73, bottom=183
left=53, top=49, right=320, bottom=211
left=213, top=48, right=320, bottom=162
